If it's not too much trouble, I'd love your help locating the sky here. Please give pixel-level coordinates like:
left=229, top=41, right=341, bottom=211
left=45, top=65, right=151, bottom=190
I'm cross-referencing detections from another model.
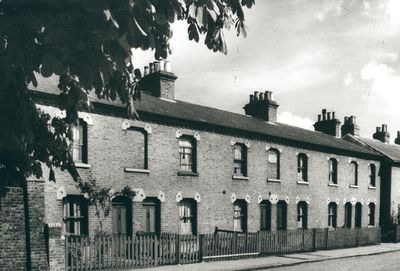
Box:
left=34, top=0, right=400, bottom=141
left=130, top=0, right=400, bottom=141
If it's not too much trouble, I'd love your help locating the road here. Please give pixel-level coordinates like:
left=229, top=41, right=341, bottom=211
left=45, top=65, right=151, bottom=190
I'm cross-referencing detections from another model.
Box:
left=265, top=250, right=400, bottom=271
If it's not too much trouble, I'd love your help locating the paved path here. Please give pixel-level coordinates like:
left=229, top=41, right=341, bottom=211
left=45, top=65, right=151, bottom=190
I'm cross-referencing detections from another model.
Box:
left=119, top=243, right=400, bottom=271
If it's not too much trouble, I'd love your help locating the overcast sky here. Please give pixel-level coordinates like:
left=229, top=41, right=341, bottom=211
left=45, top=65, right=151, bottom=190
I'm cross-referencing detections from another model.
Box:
left=132, top=0, right=400, bottom=141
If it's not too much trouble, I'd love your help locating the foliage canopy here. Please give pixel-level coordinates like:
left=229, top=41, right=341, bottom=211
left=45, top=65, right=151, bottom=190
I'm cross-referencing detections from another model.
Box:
left=0, top=0, right=254, bottom=190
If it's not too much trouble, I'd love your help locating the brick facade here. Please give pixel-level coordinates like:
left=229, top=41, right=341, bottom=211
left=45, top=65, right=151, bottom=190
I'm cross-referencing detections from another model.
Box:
left=39, top=103, right=381, bottom=236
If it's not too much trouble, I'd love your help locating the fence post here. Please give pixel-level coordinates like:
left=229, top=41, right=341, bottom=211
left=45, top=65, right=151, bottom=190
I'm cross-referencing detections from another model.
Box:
left=325, top=228, right=329, bottom=250
left=257, top=231, right=261, bottom=254
left=312, top=228, right=316, bottom=252
left=198, top=234, right=203, bottom=262
left=154, top=235, right=159, bottom=266
left=175, top=234, right=180, bottom=264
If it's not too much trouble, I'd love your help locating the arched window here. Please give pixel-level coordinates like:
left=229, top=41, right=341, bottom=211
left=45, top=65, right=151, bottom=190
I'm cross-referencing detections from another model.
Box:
left=369, top=164, right=376, bottom=187
left=260, top=200, right=271, bottom=231
left=344, top=202, right=352, bottom=228
left=277, top=200, right=288, bottom=230
left=329, top=158, right=338, bottom=184
left=71, top=120, right=88, bottom=163
left=112, top=196, right=132, bottom=236
left=234, top=200, right=248, bottom=232
left=179, top=136, right=197, bottom=173
left=368, top=203, right=376, bottom=226
left=267, top=149, right=280, bottom=180
left=297, top=153, right=308, bottom=182
left=297, top=201, right=308, bottom=229
left=355, top=202, right=362, bottom=228
left=350, top=161, right=358, bottom=186
left=233, top=143, right=247, bottom=177
left=328, top=202, right=337, bottom=228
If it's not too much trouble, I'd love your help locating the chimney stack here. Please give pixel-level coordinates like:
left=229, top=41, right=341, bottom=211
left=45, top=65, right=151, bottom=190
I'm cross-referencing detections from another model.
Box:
left=373, top=124, right=390, bottom=143
left=313, top=109, right=341, bottom=137
left=395, top=131, right=400, bottom=145
left=243, top=90, right=279, bottom=122
left=138, top=60, right=177, bottom=100
left=341, top=115, right=360, bottom=137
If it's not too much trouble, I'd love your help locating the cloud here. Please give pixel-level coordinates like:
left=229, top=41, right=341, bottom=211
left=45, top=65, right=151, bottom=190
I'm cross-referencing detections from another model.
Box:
left=386, top=0, right=400, bottom=26
left=343, top=72, right=354, bottom=86
left=278, top=111, right=314, bottom=130
left=361, top=61, right=400, bottom=115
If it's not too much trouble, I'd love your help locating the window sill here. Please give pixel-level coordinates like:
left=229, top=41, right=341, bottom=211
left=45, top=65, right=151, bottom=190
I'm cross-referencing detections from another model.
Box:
left=328, top=183, right=338, bottom=187
left=297, top=180, right=309, bottom=185
left=267, top=178, right=281, bottom=183
left=177, top=171, right=198, bottom=177
left=368, top=186, right=376, bottom=190
left=75, top=162, right=91, bottom=169
left=124, top=168, right=150, bottom=174
left=349, top=185, right=359, bottom=188
left=232, top=175, right=249, bottom=180
left=367, top=225, right=376, bottom=228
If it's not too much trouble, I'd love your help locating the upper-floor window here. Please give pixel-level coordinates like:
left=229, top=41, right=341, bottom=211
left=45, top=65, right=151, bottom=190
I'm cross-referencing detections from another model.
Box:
left=71, top=120, right=88, bottom=163
left=112, top=196, right=132, bottom=236
left=369, top=164, right=376, bottom=187
left=328, top=202, right=337, bottom=228
left=350, top=161, right=358, bottom=186
left=329, top=158, right=338, bottom=184
left=234, top=200, right=248, bottom=232
left=63, top=195, right=88, bottom=236
left=297, top=153, right=308, bottom=182
left=127, top=127, right=148, bottom=170
left=297, top=201, right=308, bottom=229
left=179, top=199, right=197, bottom=235
left=267, top=149, right=280, bottom=179
left=277, top=200, right=287, bottom=230
left=179, top=136, right=197, bottom=173
left=233, top=143, right=247, bottom=177
left=368, top=203, right=376, bottom=226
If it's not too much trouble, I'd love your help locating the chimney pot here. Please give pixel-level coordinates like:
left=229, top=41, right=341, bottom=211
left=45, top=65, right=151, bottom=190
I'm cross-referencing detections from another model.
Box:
left=327, top=112, right=331, bottom=120
left=318, top=114, right=321, bottom=122
left=332, top=112, right=336, bottom=119
left=377, top=127, right=381, bottom=132
left=249, top=95, right=254, bottom=103
left=149, top=63, right=154, bottom=73
left=159, top=59, right=165, bottom=71
left=164, top=60, right=171, bottom=72
left=144, top=66, right=150, bottom=76
left=153, top=61, right=160, bottom=72
left=254, top=91, right=259, bottom=101
left=259, top=92, right=264, bottom=101
left=322, top=109, right=327, bottom=121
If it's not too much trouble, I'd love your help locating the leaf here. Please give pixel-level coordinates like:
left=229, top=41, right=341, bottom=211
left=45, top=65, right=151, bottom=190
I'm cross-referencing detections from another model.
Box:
left=188, top=23, right=199, bottom=42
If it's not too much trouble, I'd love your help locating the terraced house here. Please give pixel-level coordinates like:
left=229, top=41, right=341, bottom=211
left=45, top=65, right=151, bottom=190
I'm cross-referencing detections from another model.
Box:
left=33, top=65, right=383, bottom=238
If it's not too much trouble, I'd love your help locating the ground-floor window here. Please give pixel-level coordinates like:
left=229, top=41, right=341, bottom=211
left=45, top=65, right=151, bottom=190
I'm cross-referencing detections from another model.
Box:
left=112, top=196, right=132, bottom=236
left=328, top=202, right=337, bottom=228
left=143, top=198, right=161, bottom=235
left=355, top=202, right=362, bottom=228
left=344, top=202, right=352, bottom=228
left=179, top=199, right=197, bottom=235
left=368, top=203, right=376, bottom=226
left=234, top=199, right=248, bottom=232
left=277, top=200, right=287, bottom=230
left=297, top=201, right=308, bottom=229
left=63, top=195, right=88, bottom=236
left=260, top=200, right=271, bottom=231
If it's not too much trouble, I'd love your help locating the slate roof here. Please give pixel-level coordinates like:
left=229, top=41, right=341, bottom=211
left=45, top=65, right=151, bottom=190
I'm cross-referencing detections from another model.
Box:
left=354, top=137, right=400, bottom=163
left=131, top=93, right=380, bottom=158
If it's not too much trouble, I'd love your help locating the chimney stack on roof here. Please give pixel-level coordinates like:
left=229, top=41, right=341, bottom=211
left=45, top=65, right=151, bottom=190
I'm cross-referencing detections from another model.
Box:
left=395, top=131, right=400, bottom=145
left=373, top=124, right=390, bottom=143
left=313, top=109, right=341, bottom=137
left=341, top=115, right=360, bottom=137
left=243, top=90, right=279, bottom=122
left=138, top=59, right=177, bottom=100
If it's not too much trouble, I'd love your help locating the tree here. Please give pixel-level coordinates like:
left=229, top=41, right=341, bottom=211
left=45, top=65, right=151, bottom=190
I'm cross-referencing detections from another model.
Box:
left=0, top=0, right=255, bottom=190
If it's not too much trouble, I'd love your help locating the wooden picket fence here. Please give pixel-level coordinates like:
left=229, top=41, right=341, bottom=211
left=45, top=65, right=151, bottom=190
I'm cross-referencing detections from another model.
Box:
left=66, top=227, right=381, bottom=270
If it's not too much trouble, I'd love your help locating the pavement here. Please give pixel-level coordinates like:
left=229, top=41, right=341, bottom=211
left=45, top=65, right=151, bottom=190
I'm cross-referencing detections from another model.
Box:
left=121, top=243, right=400, bottom=271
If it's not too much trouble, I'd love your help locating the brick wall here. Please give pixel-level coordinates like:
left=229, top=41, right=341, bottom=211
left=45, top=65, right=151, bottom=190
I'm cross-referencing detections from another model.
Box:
left=39, top=104, right=381, bottom=237
left=0, top=187, right=27, bottom=271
